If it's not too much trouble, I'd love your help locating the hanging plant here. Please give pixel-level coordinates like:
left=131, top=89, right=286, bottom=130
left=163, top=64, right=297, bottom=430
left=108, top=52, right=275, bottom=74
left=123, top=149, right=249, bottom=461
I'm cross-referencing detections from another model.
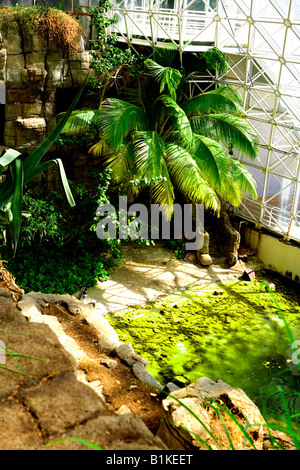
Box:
left=201, top=47, right=229, bottom=75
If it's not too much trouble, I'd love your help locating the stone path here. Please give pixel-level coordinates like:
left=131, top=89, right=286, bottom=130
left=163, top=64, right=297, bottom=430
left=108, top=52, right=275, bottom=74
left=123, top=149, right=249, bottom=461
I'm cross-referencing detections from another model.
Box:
left=85, top=242, right=251, bottom=315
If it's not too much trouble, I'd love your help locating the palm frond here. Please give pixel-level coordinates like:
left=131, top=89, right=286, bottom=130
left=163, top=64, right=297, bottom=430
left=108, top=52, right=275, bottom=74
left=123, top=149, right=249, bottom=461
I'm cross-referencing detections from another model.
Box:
left=152, top=46, right=179, bottom=67
left=182, top=85, right=244, bottom=117
left=193, top=134, right=232, bottom=189
left=131, top=130, right=175, bottom=214
left=61, top=109, right=100, bottom=136
left=102, top=138, right=136, bottom=184
left=190, top=113, right=260, bottom=159
left=132, top=131, right=165, bottom=178
left=99, top=98, right=149, bottom=151
left=229, top=159, right=258, bottom=200
left=194, top=135, right=257, bottom=205
left=144, top=59, right=182, bottom=100
left=164, top=143, right=220, bottom=211
left=155, top=95, right=194, bottom=150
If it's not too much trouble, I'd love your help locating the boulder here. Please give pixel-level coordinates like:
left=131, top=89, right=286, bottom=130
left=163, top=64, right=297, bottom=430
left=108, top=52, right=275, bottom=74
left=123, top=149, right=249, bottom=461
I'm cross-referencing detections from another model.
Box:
left=157, top=376, right=295, bottom=450
left=199, top=253, right=212, bottom=266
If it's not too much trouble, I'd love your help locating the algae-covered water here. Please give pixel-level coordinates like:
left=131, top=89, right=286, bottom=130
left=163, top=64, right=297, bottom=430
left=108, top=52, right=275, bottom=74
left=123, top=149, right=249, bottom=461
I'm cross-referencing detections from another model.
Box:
left=108, top=274, right=300, bottom=424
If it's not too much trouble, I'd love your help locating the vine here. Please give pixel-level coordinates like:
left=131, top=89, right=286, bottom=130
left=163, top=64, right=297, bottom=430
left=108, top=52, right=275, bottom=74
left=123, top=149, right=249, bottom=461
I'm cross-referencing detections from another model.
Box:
left=88, top=0, right=145, bottom=101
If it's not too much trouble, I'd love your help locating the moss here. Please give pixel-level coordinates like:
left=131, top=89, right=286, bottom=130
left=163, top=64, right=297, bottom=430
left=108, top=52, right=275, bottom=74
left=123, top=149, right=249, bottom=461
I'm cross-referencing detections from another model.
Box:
left=0, top=6, right=84, bottom=53
left=108, top=274, right=300, bottom=420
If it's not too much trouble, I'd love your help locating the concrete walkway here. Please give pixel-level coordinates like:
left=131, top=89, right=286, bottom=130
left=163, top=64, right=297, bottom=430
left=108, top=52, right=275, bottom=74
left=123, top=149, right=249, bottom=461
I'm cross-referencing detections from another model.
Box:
left=86, top=242, right=252, bottom=315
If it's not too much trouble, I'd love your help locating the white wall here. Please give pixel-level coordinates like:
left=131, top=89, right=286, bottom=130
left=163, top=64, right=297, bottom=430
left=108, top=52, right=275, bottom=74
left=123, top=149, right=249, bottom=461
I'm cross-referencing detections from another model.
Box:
left=243, top=227, right=300, bottom=283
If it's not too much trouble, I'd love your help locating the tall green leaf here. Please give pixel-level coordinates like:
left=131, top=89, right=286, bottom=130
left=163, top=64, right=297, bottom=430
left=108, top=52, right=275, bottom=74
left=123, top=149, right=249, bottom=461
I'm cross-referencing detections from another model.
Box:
left=154, top=95, right=194, bottom=150
left=194, top=134, right=257, bottom=206
left=30, top=159, right=75, bottom=207
left=0, top=149, right=21, bottom=177
left=60, top=109, right=100, bottom=136
left=164, top=143, right=220, bottom=211
left=132, top=131, right=165, bottom=178
left=0, top=74, right=88, bottom=253
left=100, top=138, right=136, bottom=184
left=8, top=158, right=24, bottom=255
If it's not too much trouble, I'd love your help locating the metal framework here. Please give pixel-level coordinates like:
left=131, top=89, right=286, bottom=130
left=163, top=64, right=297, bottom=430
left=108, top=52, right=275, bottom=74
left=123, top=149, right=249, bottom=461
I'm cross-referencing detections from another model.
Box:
left=109, top=0, right=300, bottom=243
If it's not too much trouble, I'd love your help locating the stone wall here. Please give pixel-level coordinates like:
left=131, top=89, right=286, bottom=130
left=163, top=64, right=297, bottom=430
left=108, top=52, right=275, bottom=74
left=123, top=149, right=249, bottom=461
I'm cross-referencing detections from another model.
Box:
left=0, top=25, right=90, bottom=155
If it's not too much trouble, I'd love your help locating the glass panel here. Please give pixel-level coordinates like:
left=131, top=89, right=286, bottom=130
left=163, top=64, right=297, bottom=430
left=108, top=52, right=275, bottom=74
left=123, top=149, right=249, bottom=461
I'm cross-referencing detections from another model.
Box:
left=265, top=174, right=295, bottom=211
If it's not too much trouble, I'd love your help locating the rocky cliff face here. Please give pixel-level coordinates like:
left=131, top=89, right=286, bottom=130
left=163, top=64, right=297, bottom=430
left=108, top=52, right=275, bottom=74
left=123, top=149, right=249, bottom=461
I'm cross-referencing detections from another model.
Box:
left=0, top=25, right=90, bottom=154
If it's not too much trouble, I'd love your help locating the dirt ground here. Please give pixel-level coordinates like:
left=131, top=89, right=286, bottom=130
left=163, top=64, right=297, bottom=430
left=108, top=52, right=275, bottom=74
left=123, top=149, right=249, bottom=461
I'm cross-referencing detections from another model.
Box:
left=42, top=302, right=164, bottom=434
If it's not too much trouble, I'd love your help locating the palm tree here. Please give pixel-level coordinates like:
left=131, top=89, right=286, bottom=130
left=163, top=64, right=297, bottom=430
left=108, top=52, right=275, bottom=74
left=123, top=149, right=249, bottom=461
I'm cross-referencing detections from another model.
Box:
left=62, top=58, right=260, bottom=218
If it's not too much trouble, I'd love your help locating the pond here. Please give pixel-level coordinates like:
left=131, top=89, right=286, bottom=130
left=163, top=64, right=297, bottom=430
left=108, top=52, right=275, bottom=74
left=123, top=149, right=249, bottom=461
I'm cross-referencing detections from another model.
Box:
left=108, top=273, right=300, bottom=428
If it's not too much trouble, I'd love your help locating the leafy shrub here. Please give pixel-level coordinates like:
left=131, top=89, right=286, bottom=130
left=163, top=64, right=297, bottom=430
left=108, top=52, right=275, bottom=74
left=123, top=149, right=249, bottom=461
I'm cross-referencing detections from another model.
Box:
left=1, top=168, right=121, bottom=294
left=20, top=191, right=68, bottom=248
left=2, top=244, right=111, bottom=295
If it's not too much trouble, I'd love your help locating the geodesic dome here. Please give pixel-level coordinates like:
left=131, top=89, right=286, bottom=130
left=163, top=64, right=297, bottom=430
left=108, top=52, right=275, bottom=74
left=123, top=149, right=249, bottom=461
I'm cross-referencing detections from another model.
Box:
left=1, top=0, right=299, bottom=242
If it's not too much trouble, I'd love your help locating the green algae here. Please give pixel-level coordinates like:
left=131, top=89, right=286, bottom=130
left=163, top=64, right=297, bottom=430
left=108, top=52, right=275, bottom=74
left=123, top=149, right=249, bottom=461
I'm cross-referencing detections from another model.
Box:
left=108, top=274, right=300, bottom=423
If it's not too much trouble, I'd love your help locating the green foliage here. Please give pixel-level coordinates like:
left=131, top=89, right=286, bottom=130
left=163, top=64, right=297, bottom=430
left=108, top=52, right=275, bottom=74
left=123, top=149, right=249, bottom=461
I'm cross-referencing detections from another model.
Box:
left=20, top=191, right=67, bottom=247
left=0, top=78, right=88, bottom=255
left=200, top=47, right=229, bottom=75
left=88, top=0, right=145, bottom=99
left=167, top=238, right=185, bottom=259
left=1, top=168, right=121, bottom=294
left=63, top=53, right=259, bottom=218
left=2, top=244, right=110, bottom=295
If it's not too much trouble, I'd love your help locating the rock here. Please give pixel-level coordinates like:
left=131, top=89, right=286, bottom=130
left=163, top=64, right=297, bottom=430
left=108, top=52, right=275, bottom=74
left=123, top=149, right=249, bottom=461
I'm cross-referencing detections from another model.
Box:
left=116, top=343, right=147, bottom=367
left=0, top=399, right=42, bottom=450
left=0, top=295, right=26, bottom=325
left=198, top=231, right=210, bottom=254
left=183, top=252, right=196, bottom=263
left=0, top=321, right=77, bottom=400
left=0, top=287, right=165, bottom=451
left=46, top=413, right=167, bottom=450
left=132, top=362, right=163, bottom=390
left=199, top=253, right=212, bottom=266
left=19, top=292, right=121, bottom=353
left=116, top=405, right=132, bottom=415
left=20, top=372, right=104, bottom=437
left=5, top=54, right=25, bottom=88
left=157, top=377, right=268, bottom=450
left=0, top=48, right=7, bottom=80
left=1, top=26, right=88, bottom=155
